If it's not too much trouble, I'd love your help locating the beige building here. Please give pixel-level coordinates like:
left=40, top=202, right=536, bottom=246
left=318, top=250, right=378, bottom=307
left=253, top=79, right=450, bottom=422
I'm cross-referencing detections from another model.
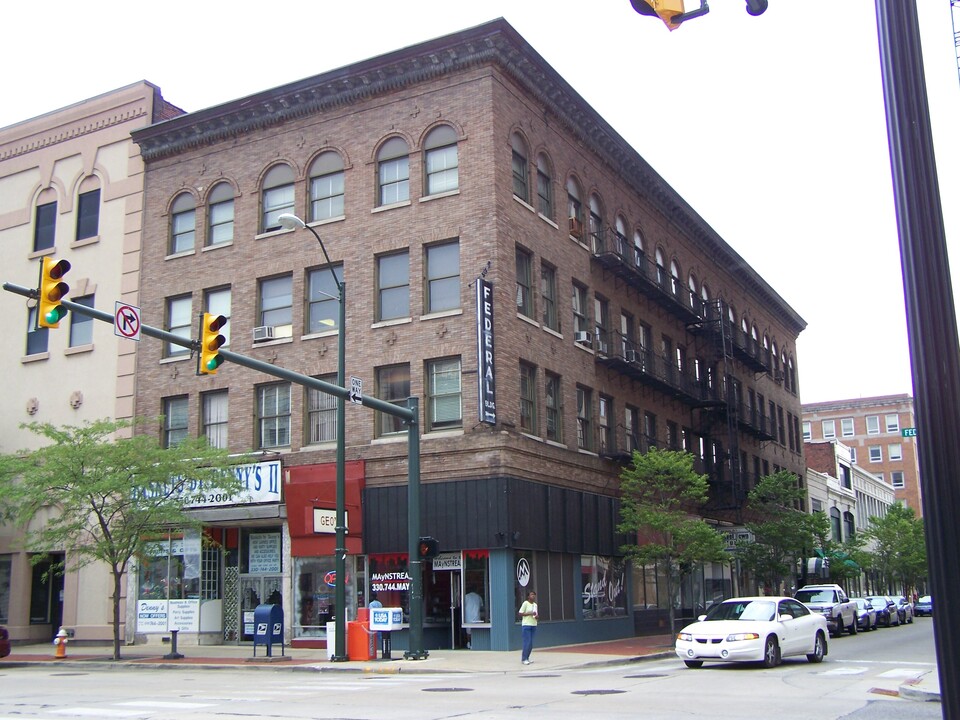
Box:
left=802, top=395, right=921, bottom=514
left=0, top=83, right=181, bottom=643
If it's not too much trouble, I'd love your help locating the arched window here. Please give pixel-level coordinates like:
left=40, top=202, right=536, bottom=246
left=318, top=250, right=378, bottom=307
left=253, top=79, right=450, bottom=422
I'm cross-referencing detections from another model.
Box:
left=76, top=176, right=101, bottom=241
left=655, top=247, right=667, bottom=288
left=614, top=215, right=628, bottom=258
left=633, top=229, right=645, bottom=269
left=670, top=259, right=681, bottom=298
left=170, top=192, right=196, bottom=254
left=511, top=132, right=529, bottom=203
left=424, top=125, right=458, bottom=195
left=309, top=151, right=345, bottom=221
left=261, top=164, right=295, bottom=232
left=207, top=182, right=234, bottom=246
left=688, top=273, right=699, bottom=310
left=830, top=507, right=842, bottom=542
left=566, top=177, right=584, bottom=238
left=377, top=137, right=409, bottom=206
left=536, top=153, right=553, bottom=218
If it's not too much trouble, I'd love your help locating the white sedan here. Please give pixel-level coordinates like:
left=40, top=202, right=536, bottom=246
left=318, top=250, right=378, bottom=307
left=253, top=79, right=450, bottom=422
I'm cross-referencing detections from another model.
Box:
left=675, top=596, right=829, bottom=668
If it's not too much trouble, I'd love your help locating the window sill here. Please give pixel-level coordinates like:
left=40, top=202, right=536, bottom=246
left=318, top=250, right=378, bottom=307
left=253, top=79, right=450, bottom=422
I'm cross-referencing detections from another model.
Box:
left=301, top=330, right=339, bottom=341
left=517, top=313, right=539, bottom=328
left=252, top=336, right=294, bottom=349
left=577, top=448, right=599, bottom=457
left=372, top=317, right=412, bottom=329
left=570, top=236, right=589, bottom=251
left=545, top=439, right=568, bottom=450
left=520, top=432, right=543, bottom=443
left=512, top=195, right=535, bottom=213
left=538, top=213, right=558, bottom=229
left=64, top=344, right=94, bottom=356
left=202, top=241, right=234, bottom=253
left=420, top=189, right=460, bottom=203
left=421, top=308, right=462, bottom=321
left=165, top=249, right=196, bottom=260
left=309, top=215, right=346, bottom=228
left=72, top=235, right=100, bottom=248
left=159, top=355, right=191, bottom=364
left=424, top=428, right=464, bottom=440
left=372, top=200, right=411, bottom=214
left=255, top=227, right=294, bottom=241
left=300, top=441, right=337, bottom=451
left=21, top=352, right=50, bottom=364
left=574, top=341, right=595, bottom=355
left=27, top=248, right=55, bottom=261
left=542, top=326, right=563, bottom=340
left=372, top=435, right=408, bottom=445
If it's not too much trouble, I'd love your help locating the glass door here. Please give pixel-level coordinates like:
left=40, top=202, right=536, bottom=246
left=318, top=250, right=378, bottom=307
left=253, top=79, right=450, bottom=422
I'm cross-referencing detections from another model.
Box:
left=239, top=575, right=284, bottom=641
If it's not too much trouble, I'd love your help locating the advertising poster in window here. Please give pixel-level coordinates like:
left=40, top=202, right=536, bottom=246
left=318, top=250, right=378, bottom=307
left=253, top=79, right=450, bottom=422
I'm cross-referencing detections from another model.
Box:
left=249, top=533, right=282, bottom=574
left=581, top=555, right=627, bottom=619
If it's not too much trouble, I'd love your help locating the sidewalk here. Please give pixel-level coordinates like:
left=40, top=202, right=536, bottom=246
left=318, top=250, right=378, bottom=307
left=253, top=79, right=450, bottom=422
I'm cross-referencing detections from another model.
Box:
left=0, top=635, right=941, bottom=702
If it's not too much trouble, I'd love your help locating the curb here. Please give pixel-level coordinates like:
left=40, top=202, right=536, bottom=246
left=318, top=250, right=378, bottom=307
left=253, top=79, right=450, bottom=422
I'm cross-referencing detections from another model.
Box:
left=898, top=674, right=941, bottom=703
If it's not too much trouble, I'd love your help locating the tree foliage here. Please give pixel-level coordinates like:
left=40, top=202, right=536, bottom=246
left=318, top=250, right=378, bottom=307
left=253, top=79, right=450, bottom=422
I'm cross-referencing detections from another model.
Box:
left=618, top=448, right=729, bottom=633
left=0, top=418, right=245, bottom=659
left=860, top=502, right=927, bottom=596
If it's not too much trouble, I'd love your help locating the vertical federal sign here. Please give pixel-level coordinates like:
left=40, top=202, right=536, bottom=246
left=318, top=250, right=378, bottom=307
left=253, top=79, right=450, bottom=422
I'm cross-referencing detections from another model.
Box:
left=476, top=278, right=496, bottom=424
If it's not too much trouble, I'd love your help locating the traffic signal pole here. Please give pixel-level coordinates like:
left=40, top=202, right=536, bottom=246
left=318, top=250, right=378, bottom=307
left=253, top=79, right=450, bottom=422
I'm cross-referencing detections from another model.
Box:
left=2, top=280, right=430, bottom=660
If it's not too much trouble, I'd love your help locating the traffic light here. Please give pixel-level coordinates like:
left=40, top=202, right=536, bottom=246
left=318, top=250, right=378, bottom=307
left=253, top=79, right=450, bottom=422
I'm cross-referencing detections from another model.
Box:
left=37, top=256, right=71, bottom=328
left=418, top=537, right=440, bottom=560
left=630, top=0, right=687, bottom=30
left=199, top=312, right=227, bottom=375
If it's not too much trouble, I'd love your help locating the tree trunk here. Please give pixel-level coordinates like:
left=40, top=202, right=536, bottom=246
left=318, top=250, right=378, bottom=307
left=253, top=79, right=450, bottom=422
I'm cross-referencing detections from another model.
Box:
left=112, top=568, right=123, bottom=660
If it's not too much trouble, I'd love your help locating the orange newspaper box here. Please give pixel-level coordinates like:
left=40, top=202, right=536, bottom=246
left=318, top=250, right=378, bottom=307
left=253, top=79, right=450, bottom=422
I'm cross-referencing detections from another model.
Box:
left=347, top=620, right=376, bottom=661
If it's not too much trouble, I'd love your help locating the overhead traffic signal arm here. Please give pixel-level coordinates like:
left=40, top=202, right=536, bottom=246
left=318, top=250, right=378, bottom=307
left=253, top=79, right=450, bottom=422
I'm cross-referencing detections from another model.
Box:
left=198, top=312, right=227, bottom=375
left=37, top=256, right=71, bottom=328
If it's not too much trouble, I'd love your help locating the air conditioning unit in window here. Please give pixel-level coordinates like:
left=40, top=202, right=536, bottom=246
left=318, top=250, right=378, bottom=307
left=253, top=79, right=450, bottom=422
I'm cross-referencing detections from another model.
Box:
left=253, top=326, right=276, bottom=342
left=574, top=330, right=592, bottom=346
left=568, top=217, right=583, bottom=239
left=625, top=349, right=638, bottom=363
left=596, top=340, right=609, bottom=356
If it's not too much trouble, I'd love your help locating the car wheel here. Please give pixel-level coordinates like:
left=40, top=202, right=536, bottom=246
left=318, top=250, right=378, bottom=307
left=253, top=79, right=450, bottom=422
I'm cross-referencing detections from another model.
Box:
left=762, top=636, right=780, bottom=668
left=806, top=631, right=826, bottom=663
left=848, top=617, right=858, bottom=635
left=683, top=660, right=703, bottom=669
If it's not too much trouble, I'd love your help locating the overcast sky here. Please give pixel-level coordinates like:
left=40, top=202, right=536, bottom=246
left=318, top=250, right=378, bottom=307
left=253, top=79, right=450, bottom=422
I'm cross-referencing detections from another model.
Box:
left=4, top=1, right=958, bottom=404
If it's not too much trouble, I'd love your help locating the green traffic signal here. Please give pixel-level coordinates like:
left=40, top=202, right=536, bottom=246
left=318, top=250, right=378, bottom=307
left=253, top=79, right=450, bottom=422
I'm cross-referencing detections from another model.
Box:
left=199, top=312, right=227, bottom=375
left=38, top=256, right=71, bottom=329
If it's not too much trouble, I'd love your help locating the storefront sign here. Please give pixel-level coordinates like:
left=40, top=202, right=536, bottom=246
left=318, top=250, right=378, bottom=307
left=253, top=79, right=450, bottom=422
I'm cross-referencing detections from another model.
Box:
left=168, top=599, right=200, bottom=632
left=517, top=557, right=531, bottom=587
left=476, top=278, right=497, bottom=424
left=432, top=552, right=462, bottom=571
left=370, top=571, right=411, bottom=594
left=137, top=600, right=168, bottom=632
left=142, top=460, right=283, bottom=508
left=312, top=508, right=349, bottom=534
left=249, top=533, right=282, bottom=574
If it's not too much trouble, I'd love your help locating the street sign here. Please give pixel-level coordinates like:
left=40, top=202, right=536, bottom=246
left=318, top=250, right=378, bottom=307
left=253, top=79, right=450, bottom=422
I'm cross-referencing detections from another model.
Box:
left=902, top=427, right=917, bottom=438
left=349, top=375, right=363, bottom=404
left=114, top=302, right=141, bottom=341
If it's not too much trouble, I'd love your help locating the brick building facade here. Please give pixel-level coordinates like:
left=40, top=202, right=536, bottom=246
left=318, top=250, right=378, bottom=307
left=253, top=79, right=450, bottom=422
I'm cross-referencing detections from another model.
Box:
left=130, top=20, right=806, bottom=650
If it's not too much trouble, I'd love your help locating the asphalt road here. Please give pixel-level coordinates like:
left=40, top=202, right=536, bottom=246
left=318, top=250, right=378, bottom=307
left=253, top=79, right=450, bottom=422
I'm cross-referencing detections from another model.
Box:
left=0, top=619, right=941, bottom=720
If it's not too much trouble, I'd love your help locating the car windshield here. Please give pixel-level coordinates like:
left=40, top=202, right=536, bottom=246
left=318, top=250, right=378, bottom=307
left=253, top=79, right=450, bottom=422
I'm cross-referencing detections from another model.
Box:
left=854, top=599, right=869, bottom=609
left=703, top=600, right=776, bottom=622
left=795, top=589, right=835, bottom=603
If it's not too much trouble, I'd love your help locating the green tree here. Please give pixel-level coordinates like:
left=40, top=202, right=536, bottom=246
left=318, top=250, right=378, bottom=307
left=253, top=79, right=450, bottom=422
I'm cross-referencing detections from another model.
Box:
left=738, top=471, right=821, bottom=593
left=0, top=418, right=245, bottom=660
left=618, top=447, right=729, bottom=634
left=861, top=502, right=927, bottom=596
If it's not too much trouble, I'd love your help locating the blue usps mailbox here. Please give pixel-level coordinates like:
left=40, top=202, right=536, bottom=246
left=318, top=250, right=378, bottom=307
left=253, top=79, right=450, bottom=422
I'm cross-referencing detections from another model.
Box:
left=253, top=604, right=284, bottom=657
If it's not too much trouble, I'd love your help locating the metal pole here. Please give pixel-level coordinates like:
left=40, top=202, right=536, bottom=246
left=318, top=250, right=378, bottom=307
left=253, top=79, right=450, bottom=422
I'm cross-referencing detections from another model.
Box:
left=332, top=280, right=348, bottom=662
left=875, top=1, right=959, bottom=715
left=404, top=396, right=427, bottom=659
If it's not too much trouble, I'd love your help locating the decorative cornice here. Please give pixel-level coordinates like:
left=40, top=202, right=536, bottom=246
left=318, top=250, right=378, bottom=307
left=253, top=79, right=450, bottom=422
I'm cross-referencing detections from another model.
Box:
left=130, top=18, right=804, bottom=331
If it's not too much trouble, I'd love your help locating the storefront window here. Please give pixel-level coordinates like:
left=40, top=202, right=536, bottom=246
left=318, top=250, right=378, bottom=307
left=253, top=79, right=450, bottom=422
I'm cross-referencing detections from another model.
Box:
left=581, top=555, right=628, bottom=619
left=462, top=551, right=490, bottom=626
left=139, top=531, right=203, bottom=600
left=368, top=554, right=411, bottom=621
left=513, top=550, right=575, bottom=622
left=293, top=556, right=360, bottom=638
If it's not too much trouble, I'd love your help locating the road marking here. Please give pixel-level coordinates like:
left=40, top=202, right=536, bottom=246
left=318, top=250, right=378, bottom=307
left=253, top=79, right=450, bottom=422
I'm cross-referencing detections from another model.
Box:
left=820, top=666, right=869, bottom=675
left=876, top=668, right=923, bottom=679
left=50, top=709, right=145, bottom=717
left=115, top=700, right=218, bottom=708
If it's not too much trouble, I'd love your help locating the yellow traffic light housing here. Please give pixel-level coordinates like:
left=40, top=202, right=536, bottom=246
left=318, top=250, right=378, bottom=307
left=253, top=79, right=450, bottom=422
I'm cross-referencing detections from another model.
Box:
left=199, top=312, right=227, bottom=375
left=630, top=0, right=687, bottom=30
left=38, top=256, right=71, bottom=328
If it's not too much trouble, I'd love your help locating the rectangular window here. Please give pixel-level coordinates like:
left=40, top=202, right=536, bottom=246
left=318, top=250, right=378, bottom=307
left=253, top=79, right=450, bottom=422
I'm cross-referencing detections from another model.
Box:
left=164, top=396, right=189, bottom=448
left=166, top=295, right=192, bottom=357
left=545, top=372, right=562, bottom=443
left=208, top=189, right=235, bottom=246
left=822, top=419, right=836, bottom=439
left=69, top=295, right=94, bottom=347
left=425, top=144, right=458, bottom=195
left=536, top=166, right=552, bottom=218
left=599, top=395, right=614, bottom=454
left=202, top=391, right=229, bottom=449
left=519, top=362, right=537, bottom=435
left=306, top=374, right=337, bottom=444
left=841, top=417, right=854, bottom=437
left=426, top=241, right=460, bottom=313
left=515, top=247, right=533, bottom=319
left=205, top=287, right=231, bottom=346
left=572, top=283, right=588, bottom=335
left=259, top=275, right=293, bottom=334
left=34, top=201, right=56, bottom=252
left=625, top=406, right=639, bottom=453
left=885, top=413, right=900, bottom=433
left=868, top=445, right=882, bottom=463
left=310, top=170, right=345, bottom=220
left=891, top=471, right=905, bottom=488
left=666, top=420, right=678, bottom=450
left=594, top=295, right=610, bottom=353
left=850, top=447, right=857, bottom=464
left=377, top=364, right=410, bottom=436
left=262, top=184, right=294, bottom=232
left=377, top=251, right=410, bottom=321
left=576, top=386, right=593, bottom=451
left=171, top=205, right=196, bottom=254
left=644, top=412, right=657, bottom=448
left=512, top=150, right=528, bottom=202
left=379, top=156, right=410, bottom=206
left=25, top=307, right=48, bottom=356
left=888, top=443, right=903, bottom=461
left=427, top=357, right=462, bottom=431
left=258, top=383, right=291, bottom=449
left=76, top=189, right=100, bottom=241
left=306, top=266, right=343, bottom=334
left=540, top=262, right=558, bottom=331
left=866, top=415, right=880, bottom=435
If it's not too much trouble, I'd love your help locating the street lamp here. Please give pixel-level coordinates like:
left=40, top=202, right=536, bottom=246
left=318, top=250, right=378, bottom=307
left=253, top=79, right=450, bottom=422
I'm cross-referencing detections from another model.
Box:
left=277, top=213, right=348, bottom=662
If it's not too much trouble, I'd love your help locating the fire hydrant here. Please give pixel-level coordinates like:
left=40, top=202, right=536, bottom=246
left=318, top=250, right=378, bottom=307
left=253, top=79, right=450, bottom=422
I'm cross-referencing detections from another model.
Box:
left=53, top=627, right=68, bottom=659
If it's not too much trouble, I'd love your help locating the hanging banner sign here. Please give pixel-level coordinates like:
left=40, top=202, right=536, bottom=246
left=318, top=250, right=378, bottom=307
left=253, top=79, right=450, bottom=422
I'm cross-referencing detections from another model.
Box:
left=476, top=278, right=497, bottom=424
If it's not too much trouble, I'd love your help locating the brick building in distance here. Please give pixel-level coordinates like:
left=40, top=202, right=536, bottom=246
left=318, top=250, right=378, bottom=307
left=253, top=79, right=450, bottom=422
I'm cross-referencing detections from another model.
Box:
left=802, top=394, right=921, bottom=514
left=129, top=19, right=806, bottom=651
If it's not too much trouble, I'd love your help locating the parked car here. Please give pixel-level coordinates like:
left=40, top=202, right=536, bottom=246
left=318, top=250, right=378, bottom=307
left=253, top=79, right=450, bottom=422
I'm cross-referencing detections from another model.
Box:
left=675, top=596, right=828, bottom=669
left=794, top=584, right=858, bottom=637
left=914, top=595, right=933, bottom=616
left=865, top=595, right=900, bottom=627
left=852, top=597, right=878, bottom=631
left=895, top=597, right=915, bottom=624
left=0, top=626, right=9, bottom=658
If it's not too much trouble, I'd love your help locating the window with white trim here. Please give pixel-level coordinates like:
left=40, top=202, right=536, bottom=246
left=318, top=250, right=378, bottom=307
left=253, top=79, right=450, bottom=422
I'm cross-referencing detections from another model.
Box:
left=868, top=445, right=882, bottom=463
left=257, top=383, right=291, bottom=449
left=202, top=391, right=229, bottom=449
left=170, top=193, right=196, bottom=254
left=891, top=471, right=905, bottom=488
left=822, top=419, right=836, bottom=439
left=309, top=152, right=345, bottom=222
left=885, top=413, right=900, bottom=433
left=165, top=295, right=192, bottom=357
left=207, top=182, right=234, bottom=246
left=377, top=137, right=410, bottom=206
left=427, top=357, right=462, bottom=431
left=841, top=417, right=854, bottom=437
left=261, top=164, right=295, bottom=232
left=866, top=415, right=880, bottom=435
left=306, top=374, right=337, bottom=444
left=802, top=421, right=811, bottom=441
left=888, top=443, right=903, bottom=461
left=424, top=125, right=458, bottom=196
